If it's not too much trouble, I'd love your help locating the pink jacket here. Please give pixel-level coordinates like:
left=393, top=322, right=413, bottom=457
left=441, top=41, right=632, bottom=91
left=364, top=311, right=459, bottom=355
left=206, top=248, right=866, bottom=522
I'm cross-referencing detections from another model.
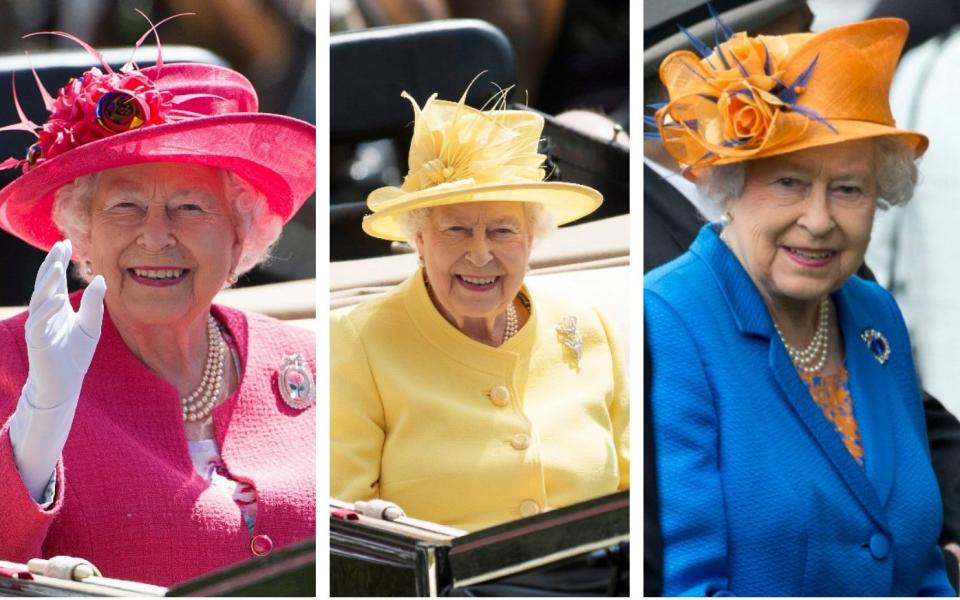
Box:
left=0, top=296, right=315, bottom=587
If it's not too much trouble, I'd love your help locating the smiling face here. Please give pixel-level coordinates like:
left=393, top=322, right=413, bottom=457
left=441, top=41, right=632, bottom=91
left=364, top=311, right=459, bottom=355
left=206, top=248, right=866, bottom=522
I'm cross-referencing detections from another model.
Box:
left=88, top=162, right=241, bottom=326
left=415, top=201, right=532, bottom=327
left=722, top=139, right=879, bottom=312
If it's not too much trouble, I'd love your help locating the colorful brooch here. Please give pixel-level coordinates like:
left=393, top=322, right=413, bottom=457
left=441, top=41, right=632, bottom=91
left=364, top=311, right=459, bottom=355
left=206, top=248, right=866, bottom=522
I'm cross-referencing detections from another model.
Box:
left=556, top=316, right=583, bottom=368
left=278, top=353, right=315, bottom=410
left=860, top=328, right=891, bottom=365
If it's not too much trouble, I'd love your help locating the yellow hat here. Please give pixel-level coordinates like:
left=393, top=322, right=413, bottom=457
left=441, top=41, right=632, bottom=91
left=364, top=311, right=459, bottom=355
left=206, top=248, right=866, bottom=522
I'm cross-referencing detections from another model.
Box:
left=362, top=86, right=603, bottom=241
left=655, top=18, right=927, bottom=179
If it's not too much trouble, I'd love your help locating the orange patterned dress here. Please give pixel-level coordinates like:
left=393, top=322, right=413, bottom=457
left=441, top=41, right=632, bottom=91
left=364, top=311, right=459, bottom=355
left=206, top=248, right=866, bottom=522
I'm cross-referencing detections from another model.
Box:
left=800, top=365, right=865, bottom=466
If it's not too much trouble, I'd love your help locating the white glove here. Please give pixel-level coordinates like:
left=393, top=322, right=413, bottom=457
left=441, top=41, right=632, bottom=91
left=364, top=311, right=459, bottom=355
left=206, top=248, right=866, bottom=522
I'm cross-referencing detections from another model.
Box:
left=9, top=239, right=106, bottom=501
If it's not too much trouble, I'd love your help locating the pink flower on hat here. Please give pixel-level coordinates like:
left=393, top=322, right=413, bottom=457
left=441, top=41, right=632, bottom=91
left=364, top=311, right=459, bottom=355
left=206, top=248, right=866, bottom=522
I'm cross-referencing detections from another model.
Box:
left=29, top=68, right=175, bottom=170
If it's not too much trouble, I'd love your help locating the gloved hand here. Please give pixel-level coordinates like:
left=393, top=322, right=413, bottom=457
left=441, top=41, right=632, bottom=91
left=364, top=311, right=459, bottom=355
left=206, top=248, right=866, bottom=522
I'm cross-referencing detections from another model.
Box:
left=9, top=239, right=106, bottom=502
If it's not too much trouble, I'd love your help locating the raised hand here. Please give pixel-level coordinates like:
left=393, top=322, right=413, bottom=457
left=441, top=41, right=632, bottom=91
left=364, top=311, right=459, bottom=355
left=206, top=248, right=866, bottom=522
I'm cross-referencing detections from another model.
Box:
left=23, top=239, right=106, bottom=408
left=10, top=240, right=106, bottom=501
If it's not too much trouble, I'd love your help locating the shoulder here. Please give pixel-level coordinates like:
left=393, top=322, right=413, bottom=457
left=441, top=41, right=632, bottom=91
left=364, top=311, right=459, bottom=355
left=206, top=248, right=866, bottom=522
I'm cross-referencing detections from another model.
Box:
left=525, top=283, right=611, bottom=334
left=0, top=307, right=28, bottom=338
left=331, top=285, right=407, bottom=342
left=644, top=248, right=715, bottom=300
left=840, top=275, right=904, bottom=328
left=0, top=308, right=28, bottom=360
left=644, top=250, right=726, bottom=331
left=841, top=273, right=894, bottom=305
left=215, top=304, right=315, bottom=364
left=0, top=308, right=29, bottom=409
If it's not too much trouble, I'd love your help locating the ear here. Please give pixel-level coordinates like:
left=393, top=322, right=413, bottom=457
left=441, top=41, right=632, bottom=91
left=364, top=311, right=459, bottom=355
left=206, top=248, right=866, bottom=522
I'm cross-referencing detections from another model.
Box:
left=229, top=238, right=243, bottom=274
left=414, top=231, right=425, bottom=257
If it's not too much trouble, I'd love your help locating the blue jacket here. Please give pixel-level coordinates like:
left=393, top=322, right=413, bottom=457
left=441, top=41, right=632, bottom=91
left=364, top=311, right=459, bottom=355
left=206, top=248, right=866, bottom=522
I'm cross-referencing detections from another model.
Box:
left=645, top=224, right=953, bottom=596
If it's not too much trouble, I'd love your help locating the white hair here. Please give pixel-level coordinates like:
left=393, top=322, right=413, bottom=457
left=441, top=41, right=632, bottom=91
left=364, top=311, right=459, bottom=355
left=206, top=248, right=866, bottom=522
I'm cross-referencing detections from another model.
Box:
left=398, top=202, right=557, bottom=246
left=52, top=167, right=283, bottom=284
left=697, top=136, right=919, bottom=210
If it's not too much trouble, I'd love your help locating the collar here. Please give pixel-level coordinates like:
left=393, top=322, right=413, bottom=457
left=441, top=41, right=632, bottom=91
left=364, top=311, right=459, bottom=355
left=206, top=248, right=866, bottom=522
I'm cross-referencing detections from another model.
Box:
left=689, top=223, right=777, bottom=339
left=400, top=268, right=537, bottom=375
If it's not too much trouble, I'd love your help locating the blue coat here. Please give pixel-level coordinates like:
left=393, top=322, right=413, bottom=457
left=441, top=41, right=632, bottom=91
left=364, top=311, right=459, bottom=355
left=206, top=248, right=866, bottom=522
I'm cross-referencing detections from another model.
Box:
left=645, top=224, right=953, bottom=596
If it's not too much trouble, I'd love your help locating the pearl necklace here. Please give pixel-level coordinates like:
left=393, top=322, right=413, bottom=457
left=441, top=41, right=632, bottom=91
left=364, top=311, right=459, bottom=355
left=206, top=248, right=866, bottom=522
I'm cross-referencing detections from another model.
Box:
left=502, top=301, right=519, bottom=345
left=181, top=316, right=226, bottom=422
left=773, top=296, right=830, bottom=374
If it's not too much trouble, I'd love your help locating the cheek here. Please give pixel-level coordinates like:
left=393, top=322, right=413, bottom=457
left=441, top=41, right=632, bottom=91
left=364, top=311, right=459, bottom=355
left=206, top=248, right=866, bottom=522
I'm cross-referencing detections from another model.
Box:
left=840, top=208, right=876, bottom=258
left=87, top=221, right=123, bottom=269
left=503, top=239, right=531, bottom=269
left=422, top=239, right=457, bottom=272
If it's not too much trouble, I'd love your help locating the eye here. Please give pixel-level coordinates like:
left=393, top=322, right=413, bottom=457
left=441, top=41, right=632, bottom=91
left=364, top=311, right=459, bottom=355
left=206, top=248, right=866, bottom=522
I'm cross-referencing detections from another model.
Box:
left=106, top=200, right=141, bottom=211
left=491, top=227, right=519, bottom=236
left=832, top=184, right=864, bottom=198
left=175, top=203, right=206, bottom=212
left=776, top=177, right=802, bottom=188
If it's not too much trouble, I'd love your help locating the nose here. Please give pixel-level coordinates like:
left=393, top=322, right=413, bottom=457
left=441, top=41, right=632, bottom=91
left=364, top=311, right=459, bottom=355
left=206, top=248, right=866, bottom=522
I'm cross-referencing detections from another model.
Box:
left=796, top=184, right=835, bottom=237
left=465, top=230, right=493, bottom=266
left=137, top=204, right=176, bottom=252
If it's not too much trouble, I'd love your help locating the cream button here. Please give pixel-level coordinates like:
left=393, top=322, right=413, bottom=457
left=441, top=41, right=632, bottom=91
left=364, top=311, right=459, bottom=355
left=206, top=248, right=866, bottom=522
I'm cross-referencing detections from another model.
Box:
left=511, top=433, right=530, bottom=450
left=490, top=385, right=510, bottom=406
left=519, top=499, right=541, bottom=517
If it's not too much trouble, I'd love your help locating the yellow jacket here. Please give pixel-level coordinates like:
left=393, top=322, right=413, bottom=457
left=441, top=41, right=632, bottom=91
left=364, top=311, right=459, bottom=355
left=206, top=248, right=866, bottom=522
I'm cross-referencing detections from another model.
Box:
left=331, top=270, right=628, bottom=531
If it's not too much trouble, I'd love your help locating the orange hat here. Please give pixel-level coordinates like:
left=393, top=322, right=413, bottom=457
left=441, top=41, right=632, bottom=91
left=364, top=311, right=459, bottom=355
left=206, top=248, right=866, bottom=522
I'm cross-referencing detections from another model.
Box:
left=654, top=18, right=927, bottom=179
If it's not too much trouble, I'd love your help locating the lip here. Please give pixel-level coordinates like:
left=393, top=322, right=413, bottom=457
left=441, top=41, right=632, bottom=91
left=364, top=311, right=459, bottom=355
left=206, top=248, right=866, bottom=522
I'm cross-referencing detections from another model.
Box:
left=127, top=267, right=190, bottom=287
left=455, top=274, right=501, bottom=292
left=781, top=246, right=837, bottom=269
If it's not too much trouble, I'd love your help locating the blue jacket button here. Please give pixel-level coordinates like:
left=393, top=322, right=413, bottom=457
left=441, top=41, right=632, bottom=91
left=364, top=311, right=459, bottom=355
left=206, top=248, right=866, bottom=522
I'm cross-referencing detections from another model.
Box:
left=869, top=533, right=889, bottom=559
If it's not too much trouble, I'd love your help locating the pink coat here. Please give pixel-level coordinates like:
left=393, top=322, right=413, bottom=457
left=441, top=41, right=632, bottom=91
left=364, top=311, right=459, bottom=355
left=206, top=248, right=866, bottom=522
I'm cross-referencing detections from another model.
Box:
left=0, top=295, right=316, bottom=587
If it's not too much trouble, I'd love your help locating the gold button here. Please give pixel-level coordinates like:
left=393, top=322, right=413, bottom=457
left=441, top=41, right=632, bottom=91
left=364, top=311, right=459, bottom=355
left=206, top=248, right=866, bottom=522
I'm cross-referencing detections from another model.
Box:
left=519, top=499, right=540, bottom=517
left=511, top=433, right=530, bottom=450
left=489, top=385, right=510, bottom=406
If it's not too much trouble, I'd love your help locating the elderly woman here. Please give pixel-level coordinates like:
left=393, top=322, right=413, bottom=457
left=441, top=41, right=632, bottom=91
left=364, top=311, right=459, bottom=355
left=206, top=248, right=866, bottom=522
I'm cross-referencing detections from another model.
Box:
left=330, top=89, right=629, bottom=532
left=0, top=25, right=315, bottom=587
left=645, top=17, right=954, bottom=596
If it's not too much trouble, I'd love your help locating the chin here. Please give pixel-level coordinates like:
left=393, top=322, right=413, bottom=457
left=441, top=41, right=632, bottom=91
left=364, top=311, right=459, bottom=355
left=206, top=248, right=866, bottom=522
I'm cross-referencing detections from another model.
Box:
left=774, top=280, right=837, bottom=303
left=111, top=295, right=198, bottom=326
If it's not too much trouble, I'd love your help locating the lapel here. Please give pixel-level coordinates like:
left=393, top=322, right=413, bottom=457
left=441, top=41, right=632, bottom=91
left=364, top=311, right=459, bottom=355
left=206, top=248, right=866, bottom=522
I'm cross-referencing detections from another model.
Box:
left=834, top=284, right=896, bottom=509
left=690, top=225, right=890, bottom=531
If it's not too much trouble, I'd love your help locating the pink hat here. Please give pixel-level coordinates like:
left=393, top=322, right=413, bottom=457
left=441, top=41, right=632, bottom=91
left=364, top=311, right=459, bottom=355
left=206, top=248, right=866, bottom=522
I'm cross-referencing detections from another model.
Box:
left=0, top=25, right=315, bottom=252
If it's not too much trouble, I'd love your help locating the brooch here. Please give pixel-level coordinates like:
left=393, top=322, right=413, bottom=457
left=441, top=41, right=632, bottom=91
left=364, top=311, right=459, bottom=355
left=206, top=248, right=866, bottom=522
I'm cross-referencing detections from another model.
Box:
left=556, top=316, right=583, bottom=368
left=278, top=353, right=315, bottom=409
left=860, top=329, right=891, bottom=365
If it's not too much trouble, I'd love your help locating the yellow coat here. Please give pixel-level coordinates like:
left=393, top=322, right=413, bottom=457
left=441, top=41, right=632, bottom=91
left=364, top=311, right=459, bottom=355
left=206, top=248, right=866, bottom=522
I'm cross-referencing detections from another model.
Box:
left=331, top=270, right=628, bottom=531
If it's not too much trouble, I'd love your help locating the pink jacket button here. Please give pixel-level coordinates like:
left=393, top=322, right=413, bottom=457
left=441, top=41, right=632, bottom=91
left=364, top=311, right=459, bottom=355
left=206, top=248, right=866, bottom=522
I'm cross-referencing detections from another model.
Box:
left=251, top=534, right=274, bottom=556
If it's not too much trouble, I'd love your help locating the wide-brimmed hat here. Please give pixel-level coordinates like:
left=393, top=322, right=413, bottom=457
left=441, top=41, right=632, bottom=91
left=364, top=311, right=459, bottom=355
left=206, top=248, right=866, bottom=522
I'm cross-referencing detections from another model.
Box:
left=361, top=87, right=602, bottom=241
left=0, top=26, right=315, bottom=252
left=652, top=17, right=928, bottom=179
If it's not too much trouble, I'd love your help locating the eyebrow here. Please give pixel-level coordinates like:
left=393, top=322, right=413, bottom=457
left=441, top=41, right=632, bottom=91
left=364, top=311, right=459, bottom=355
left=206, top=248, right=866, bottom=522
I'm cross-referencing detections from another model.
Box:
left=489, top=216, right=522, bottom=227
left=103, top=178, right=147, bottom=194
left=169, top=189, right=217, bottom=204
left=101, top=180, right=217, bottom=202
left=765, top=161, right=872, bottom=180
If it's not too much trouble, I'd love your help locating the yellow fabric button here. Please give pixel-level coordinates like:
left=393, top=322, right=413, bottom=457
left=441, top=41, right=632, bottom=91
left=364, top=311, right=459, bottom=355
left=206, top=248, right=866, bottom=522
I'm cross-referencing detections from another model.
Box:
left=511, top=433, right=530, bottom=450
left=519, top=499, right=540, bottom=517
left=490, top=385, right=510, bottom=406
